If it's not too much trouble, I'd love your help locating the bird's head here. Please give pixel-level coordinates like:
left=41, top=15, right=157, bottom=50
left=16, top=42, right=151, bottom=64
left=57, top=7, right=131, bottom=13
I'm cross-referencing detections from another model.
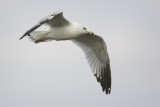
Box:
left=72, top=22, right=94, bottom=36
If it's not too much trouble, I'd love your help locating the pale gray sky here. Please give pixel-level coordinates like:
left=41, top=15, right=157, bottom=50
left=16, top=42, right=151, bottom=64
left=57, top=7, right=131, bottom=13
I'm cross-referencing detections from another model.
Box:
left=0, top=0, right=160, bottom=107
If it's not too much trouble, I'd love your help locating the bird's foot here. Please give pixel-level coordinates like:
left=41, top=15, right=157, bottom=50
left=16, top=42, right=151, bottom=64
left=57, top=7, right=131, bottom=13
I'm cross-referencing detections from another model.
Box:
left=35, top=37, right=45, bottom=43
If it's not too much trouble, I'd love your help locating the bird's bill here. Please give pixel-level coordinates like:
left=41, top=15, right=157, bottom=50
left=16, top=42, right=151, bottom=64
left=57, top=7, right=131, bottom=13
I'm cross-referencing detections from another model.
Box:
left=86, top=30, right=94, bottom=35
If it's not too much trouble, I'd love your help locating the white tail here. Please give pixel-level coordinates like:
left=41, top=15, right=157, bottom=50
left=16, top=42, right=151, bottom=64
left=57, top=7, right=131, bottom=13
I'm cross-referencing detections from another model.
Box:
left=28, top=31, right=49, bottom=43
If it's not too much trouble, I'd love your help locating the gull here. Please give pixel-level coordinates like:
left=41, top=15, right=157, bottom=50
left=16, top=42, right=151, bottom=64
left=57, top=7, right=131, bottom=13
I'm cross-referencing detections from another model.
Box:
left=19, top=11, right=111, bottom=94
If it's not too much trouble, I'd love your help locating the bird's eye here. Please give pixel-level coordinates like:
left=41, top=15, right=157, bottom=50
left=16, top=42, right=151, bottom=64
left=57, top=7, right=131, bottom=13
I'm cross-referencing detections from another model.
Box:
left=83, top=27, right=87, bottom=30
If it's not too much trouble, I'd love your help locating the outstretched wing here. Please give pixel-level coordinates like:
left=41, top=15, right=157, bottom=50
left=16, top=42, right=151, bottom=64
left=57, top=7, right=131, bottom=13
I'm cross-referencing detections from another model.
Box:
left=19, top=11, right=70, bottom=40
left=72, top=34, right=111, bottom=94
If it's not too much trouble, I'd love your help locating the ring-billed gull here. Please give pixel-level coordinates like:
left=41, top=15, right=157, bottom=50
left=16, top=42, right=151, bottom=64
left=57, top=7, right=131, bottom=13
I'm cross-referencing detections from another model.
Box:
left=20, top=11, right=111, bottom=95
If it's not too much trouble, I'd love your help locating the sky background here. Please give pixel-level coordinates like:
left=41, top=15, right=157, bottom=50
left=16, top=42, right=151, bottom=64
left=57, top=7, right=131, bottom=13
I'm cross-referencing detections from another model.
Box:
left=0, top=0, right=160, bottom=107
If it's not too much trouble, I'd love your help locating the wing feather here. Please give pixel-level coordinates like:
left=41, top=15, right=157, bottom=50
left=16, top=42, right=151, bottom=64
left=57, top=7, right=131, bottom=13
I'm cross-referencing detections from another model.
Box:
left=72, top=34, right=111, bottom=94
left=19, top=11, right=70, bottom=40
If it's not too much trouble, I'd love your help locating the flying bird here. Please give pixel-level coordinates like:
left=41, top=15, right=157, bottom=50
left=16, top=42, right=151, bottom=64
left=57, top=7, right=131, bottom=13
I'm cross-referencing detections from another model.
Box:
left=20, top=11, right=111, bottom=94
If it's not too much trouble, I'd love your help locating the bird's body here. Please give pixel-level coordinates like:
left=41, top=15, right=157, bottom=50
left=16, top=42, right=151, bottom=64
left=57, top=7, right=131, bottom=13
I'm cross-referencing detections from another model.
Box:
left=29, top=22, right=85, bottom=43
left=20, top=11, right=111, bottom=95
left=48, top=22, right=84, bottom=40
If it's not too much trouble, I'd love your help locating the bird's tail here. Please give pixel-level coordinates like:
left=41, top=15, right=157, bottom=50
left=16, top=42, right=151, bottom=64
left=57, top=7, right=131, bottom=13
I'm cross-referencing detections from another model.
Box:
left=28, top=31, right=49, bottom=43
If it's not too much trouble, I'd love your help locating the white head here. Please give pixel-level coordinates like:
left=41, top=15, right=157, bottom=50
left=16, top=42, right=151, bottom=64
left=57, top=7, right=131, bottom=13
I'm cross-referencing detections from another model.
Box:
left=72, top=22, right=94, bottom=35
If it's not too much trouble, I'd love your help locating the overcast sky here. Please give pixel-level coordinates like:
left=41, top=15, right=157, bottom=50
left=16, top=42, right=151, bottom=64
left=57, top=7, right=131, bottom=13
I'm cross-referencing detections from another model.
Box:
left=0, top=0, right=160, bottom=107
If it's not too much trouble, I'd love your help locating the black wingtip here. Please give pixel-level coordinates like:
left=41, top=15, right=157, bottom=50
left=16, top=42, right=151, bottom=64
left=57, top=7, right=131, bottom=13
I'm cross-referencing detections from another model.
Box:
left=94, top=63, right=111, bottom=95
left=19, top=36, right=23, bottom=40
left=19, top=34, right=27, bottom=40
left=108, top=89, right=111, bottom=94
left=19, top=33, right=31, bottom=40
left=106, top=88, right=111, bottom=94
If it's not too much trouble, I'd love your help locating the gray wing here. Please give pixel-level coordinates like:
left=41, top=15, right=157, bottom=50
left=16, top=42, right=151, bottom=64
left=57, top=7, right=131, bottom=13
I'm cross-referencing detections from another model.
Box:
left=19, top=11, right=70, bottom=40
left=72, top=34, right=111, bottom=94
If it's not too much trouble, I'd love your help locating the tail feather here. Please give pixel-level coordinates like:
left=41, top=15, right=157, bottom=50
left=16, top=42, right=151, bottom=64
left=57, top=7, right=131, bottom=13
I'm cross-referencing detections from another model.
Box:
left=28, top=31, right=49, bottom=43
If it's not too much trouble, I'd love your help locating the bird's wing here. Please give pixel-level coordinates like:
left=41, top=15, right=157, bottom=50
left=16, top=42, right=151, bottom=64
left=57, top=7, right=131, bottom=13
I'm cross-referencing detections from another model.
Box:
left=72, top=34, right=111, bottom=94
left=19, top=11, right=70, bottom=40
